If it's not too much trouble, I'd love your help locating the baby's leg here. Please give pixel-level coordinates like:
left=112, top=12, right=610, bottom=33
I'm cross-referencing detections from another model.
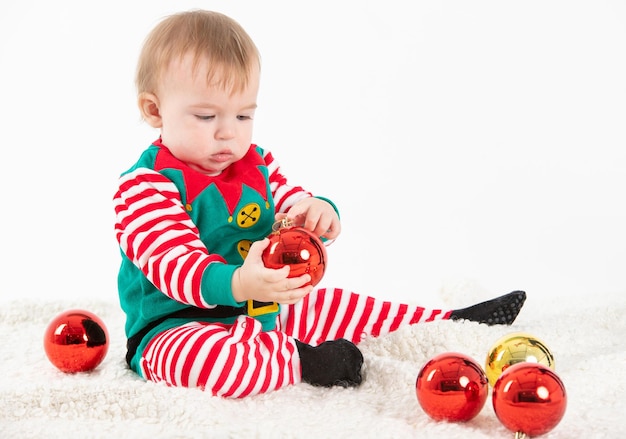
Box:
left=275, top=288, right=525, bottom=390
left=139, top=316, right=299, bottom=398
left=278, top=287, right=450, bottom=345
left=278, top=288, right=526, bottom=345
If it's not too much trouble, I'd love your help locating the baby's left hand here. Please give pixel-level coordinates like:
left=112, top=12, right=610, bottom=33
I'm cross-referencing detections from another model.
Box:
left=276, top=198, right=341, bottom=240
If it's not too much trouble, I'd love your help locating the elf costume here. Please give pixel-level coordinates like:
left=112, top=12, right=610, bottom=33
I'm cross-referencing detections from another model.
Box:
left=114, top=139, right=526, bottom=398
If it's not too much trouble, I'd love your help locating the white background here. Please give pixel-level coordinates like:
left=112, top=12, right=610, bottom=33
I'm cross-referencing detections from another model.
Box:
left=1, top=1, right=624, bottom=307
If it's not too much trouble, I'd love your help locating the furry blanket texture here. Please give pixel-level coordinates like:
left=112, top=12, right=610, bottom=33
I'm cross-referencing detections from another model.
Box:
left=1, top=289, right=623, bottom=438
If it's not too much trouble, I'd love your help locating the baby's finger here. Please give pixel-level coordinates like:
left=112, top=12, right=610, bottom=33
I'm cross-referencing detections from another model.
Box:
left=279, top=284, right=313, bottom=305
left=286, top=273, right=312, bottom=289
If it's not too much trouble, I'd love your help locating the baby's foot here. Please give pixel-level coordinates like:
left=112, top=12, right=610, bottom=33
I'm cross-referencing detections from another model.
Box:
left=449, top=290, right=526, bottom=325
left=296, top=338, right=364, bottom=388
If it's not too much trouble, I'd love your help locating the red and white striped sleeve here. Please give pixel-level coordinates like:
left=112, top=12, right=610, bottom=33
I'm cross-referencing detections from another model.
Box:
left=114, top=168, right=233, bottom=308
left=262, top=150, right=312, bottom=214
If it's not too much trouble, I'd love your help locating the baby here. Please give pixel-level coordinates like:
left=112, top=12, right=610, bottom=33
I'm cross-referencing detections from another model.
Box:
left=114, top=9, right=526, bottom=397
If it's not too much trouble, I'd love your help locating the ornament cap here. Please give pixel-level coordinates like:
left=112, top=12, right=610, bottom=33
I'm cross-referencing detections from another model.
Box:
left=272, top=217, right=294, bottom=232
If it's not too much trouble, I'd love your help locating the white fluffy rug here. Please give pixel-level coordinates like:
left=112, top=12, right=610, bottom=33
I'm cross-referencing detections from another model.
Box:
left=1, top=290, right=623, bottom=438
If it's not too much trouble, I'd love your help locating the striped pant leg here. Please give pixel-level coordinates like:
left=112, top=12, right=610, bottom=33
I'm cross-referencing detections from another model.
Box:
left=139, top=315, right=301, bottom=398
left=278, top=287, right=452, bottom=345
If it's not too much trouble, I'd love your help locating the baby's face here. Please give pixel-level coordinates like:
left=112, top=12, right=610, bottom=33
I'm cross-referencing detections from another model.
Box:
left=156, top=54, right=260, bottom=175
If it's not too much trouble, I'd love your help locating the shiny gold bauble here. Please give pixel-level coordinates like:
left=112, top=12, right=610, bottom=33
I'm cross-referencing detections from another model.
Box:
left=485, top=332, right=555, bottom=387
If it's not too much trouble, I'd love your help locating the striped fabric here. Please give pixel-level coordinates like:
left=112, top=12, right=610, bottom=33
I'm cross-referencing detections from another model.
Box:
left=279, top=287, right=452, bottom=345
left=139, top=288, right=451, bottom=397
left=265, top=150, right=311, bottom=213
left=115, top=168, right=222, bottom=309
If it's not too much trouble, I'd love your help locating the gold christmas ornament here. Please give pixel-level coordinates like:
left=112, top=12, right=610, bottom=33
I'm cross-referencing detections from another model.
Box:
left=485, top=332, right=555, bottom=387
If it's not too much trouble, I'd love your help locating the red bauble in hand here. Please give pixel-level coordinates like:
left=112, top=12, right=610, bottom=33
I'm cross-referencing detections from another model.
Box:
left=262, top=222, right=327, bottom=286
left=416, top=352, right=489, bottom=422
left=43, top=309, right=109, bottom=373
left=492, top=362, right=567, bottom=437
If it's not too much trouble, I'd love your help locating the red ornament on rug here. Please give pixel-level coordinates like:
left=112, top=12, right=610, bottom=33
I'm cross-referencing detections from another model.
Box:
left=262, top=219, right=327, bottom=286
left=43, top=309, right=109, bottom=373
left=416, top=352, right=489, bottom=422
left=492, top=362, right=567, bottom=437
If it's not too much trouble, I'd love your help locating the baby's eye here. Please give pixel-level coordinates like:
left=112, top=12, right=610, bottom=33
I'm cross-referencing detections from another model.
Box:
left=237, top=115, right=253, bottom=121
left=195, top=115, right=215, bottom=121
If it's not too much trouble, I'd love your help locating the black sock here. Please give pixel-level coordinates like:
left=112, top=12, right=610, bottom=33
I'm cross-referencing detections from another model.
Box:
left=449, top=290, right=526, bottom=326
left=295, top=339, right=364, bottom=388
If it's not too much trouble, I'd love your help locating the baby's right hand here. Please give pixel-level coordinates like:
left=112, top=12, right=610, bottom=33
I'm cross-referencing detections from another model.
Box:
left=231, top=238, right=313, bottom=305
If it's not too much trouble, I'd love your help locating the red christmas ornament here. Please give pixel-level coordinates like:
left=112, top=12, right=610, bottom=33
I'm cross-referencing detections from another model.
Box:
left=416, top=352, right=489, bottom=422
left=492, top=362, right=567, bottom=437
left=262, top=222, right=327, bottom=286
left=43, top=309, right=109, bottom=373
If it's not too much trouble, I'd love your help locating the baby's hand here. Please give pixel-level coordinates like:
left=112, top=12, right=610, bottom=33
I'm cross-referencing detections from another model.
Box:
left=231, top=238, right=313, bottom=304
left=276, top=198, right=341, bottom=240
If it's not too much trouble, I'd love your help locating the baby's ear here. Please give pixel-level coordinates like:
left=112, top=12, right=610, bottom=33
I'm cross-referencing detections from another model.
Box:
left=138, top=92, right=162, bottom=128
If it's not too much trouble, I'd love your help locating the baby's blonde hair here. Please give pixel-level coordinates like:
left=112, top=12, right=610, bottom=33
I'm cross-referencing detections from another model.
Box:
left=136, top=10, right=260, bottom=96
